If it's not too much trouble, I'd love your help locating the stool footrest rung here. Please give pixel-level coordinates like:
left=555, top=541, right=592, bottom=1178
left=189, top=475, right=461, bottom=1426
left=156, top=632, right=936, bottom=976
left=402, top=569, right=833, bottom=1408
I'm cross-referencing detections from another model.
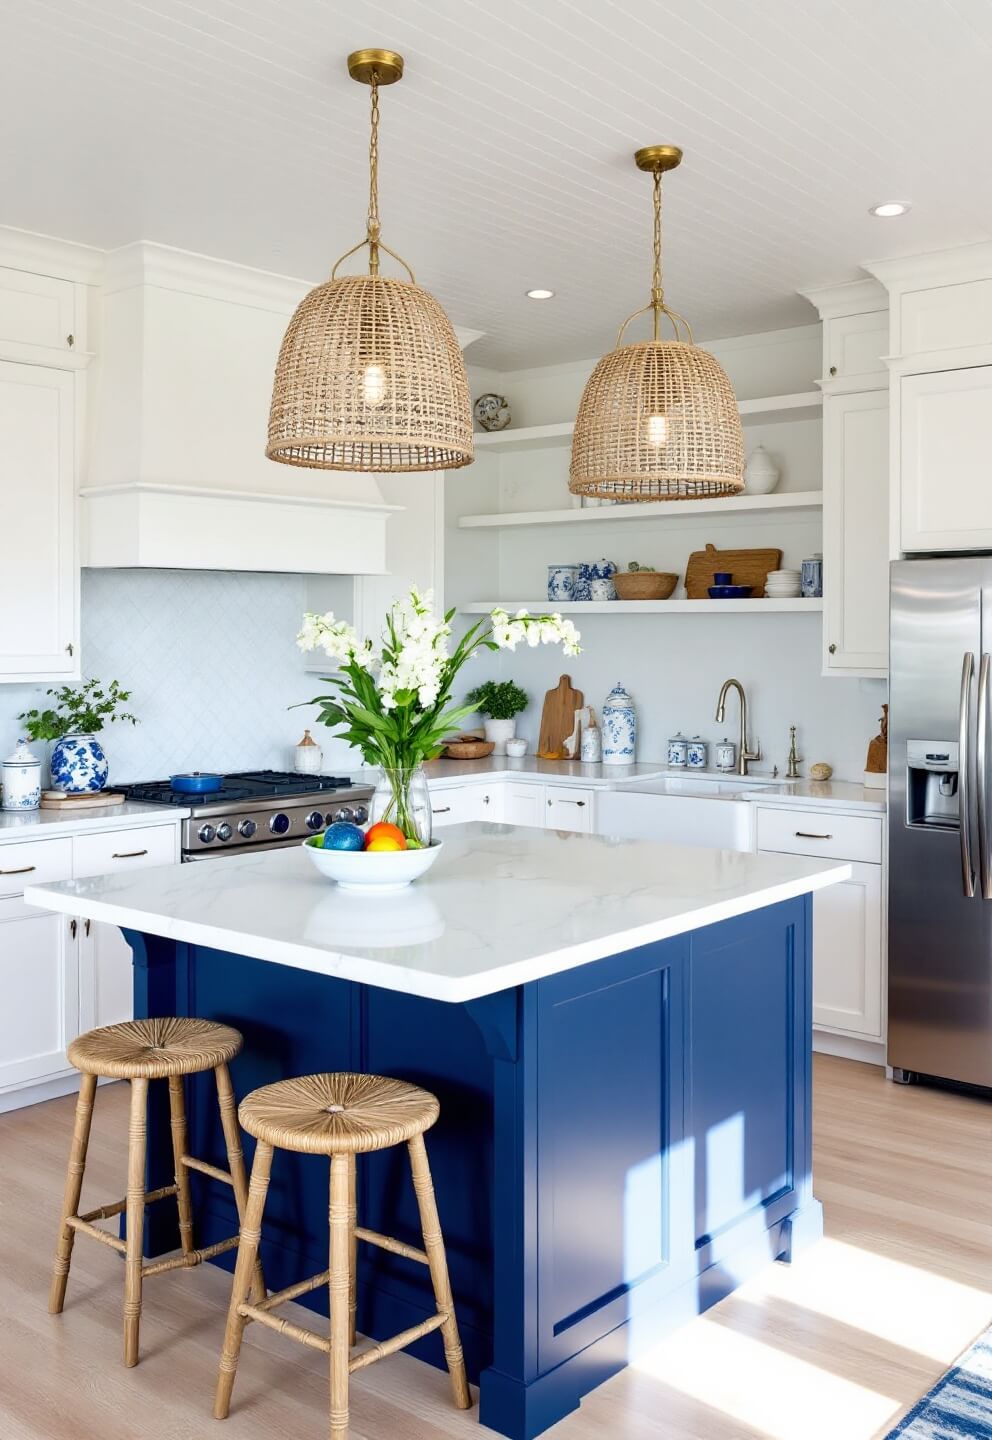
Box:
left=78, top=1184, right=178, bottom=1223
left=256, top=1270, right=330, bottom=1312
left=180, top=1154, right=235, bottom=1187
left=349, top=1312, right=447, bottom=1373
left=65, top=1215, right=127, bottom=1253
left=354, top=1225, right=428, bottom=1266
left=141, top=1234, right=240, bottom=1278
left=238, top=1301, right=331, bottom=1353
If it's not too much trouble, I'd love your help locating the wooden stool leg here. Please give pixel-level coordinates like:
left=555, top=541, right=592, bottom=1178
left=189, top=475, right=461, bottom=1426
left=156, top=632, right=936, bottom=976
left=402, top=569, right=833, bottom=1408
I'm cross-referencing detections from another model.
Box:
left=124, top=1076, right=149, bottom=1367
left=214, top=1140, right=273, bottom=1420
left=329, top=1153, right=354, bottom=1440
left=167, top=1075, right=195, bottom=1257
left=48, top=1071, right=98, bottom=1315
left=214, top=1062, right=265, bottom=1304
left=407, top=1133, right=472, bottom=1410
left=348, top=1156, right=357, bottom=1348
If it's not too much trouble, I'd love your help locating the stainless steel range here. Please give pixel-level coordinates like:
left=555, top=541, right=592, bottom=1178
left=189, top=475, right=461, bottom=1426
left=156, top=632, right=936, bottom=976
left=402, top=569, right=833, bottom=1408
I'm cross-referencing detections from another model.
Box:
left=119, top=771, right=374, bottom=860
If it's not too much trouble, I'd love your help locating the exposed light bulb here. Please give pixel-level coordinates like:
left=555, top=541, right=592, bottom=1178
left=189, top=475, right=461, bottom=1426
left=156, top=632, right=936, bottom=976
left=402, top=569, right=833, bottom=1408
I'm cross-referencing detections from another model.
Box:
left=526, top=288, right=555, bottom=300
left=869, top=201, right=910, bottom=218
left=362, top=363, right=387, bottom=408
left=647, top=413, right=668, bottom=447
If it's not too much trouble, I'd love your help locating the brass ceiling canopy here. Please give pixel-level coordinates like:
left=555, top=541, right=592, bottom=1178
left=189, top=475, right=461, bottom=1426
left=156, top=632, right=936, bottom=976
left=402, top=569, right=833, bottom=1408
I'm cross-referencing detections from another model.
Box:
left=266, top=48, right=473, bottom=474
left=570, top=145, right=744, bottom=502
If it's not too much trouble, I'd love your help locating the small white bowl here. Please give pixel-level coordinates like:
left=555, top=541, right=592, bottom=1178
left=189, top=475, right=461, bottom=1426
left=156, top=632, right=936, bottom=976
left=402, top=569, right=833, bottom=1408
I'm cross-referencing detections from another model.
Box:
left=303, top=835, right=443, bottom=892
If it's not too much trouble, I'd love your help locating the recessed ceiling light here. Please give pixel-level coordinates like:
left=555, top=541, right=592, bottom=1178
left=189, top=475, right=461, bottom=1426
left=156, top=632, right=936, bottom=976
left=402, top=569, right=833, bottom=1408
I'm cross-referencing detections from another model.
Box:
left=869, top=201, right=910, bottom=218
left=526, top=288, right=555, bottom=300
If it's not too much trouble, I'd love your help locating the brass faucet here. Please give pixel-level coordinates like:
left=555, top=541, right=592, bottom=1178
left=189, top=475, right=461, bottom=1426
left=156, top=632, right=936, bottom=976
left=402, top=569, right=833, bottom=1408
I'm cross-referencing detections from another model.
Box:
left=715, top=678, right=761, bottom=777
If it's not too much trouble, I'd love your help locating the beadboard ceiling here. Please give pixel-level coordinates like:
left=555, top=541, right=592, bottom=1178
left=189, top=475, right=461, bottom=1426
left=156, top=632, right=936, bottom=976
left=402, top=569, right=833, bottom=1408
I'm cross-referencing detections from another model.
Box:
left=3, top=0, right=990, bottom=368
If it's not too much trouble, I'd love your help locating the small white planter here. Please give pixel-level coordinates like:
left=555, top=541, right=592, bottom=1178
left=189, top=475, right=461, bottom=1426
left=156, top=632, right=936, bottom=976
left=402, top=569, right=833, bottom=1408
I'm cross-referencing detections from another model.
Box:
left=484, top=718, right=516, bottom=755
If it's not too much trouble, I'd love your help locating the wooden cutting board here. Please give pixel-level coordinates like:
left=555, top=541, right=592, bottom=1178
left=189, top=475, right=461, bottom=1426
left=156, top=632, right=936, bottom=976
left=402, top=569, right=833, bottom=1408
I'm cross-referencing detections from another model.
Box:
left=41, top=790, right=126, bottom=810
left=537, top=675, right=584, bottom=760
left=685, top=542, right=783, bottom=599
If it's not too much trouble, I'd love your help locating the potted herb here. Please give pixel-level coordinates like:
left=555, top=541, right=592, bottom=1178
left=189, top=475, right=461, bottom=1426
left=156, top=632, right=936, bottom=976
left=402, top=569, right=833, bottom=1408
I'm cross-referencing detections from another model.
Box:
left=18, top=679, right=138, bottom=794
left=298, top=589, right=579, bottom=845
left=465, top=680, right=529, bottom=754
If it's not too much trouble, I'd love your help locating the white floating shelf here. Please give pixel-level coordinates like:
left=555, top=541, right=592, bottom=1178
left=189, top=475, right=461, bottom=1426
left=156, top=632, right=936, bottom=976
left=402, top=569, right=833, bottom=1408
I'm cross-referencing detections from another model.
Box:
left=459, top=489, right=823, bottom=530
left=471, top=391, right=823, bottom=453
left=459, top=598, right=824, bottom=615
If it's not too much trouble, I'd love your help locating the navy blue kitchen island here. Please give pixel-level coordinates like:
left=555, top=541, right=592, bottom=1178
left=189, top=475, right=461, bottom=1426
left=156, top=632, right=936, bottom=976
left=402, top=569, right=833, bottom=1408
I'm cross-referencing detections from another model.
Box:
left=29, top=826, right=847, bottom=1439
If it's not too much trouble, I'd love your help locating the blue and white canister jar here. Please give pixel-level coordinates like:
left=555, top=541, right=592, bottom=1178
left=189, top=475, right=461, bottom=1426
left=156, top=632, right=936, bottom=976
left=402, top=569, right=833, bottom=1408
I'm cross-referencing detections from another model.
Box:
left=687, top=736, right=708, bottom=769
left=573, top=563, right=594, bottom=602
left=547, top=564, right=579, bottom=602
left=715, top=738, right=737, bottom=772
left=667, top=733, right=688, bottom=767
left=602, top=683, right=637, bottom=766
left=2, top=739, right=42, bottom=811
left=801, top=554, right=823, bottom=598
left=50, top=732, right=109, bottom=794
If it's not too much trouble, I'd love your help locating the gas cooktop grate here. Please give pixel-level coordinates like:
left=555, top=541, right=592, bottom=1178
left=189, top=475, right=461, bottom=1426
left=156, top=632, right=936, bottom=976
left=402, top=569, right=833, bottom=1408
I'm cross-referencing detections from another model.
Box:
left=120, top=770, right=357, bottom=807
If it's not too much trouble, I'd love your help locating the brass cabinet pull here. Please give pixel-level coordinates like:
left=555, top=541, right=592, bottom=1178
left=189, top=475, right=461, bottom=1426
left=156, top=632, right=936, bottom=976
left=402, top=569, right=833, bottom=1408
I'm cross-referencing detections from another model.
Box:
left=551, top=798, right=586, bottom=806
left=795, top=831, right=832, bottom=840
left=112, top=849, right=148, bottom=859
left=0, top=864, right=36, bottom=876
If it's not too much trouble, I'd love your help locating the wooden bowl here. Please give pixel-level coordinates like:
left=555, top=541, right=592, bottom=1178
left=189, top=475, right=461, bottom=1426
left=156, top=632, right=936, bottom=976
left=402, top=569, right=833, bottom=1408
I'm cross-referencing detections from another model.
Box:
left=613, top=571, right=679, bottom=600
left=442, top=738, right=495, bottom=759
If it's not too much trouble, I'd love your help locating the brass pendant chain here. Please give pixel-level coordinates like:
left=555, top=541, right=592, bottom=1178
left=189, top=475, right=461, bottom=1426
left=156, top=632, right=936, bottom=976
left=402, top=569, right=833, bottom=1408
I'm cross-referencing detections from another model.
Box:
left=651, top=168, right=664, bottom=342
left=367, top=70, right=381, bottom=274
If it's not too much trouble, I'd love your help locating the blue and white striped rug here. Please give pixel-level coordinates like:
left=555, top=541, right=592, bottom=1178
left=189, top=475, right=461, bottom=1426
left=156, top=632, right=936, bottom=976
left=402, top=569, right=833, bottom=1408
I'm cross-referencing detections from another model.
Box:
left=886, top=1328, right=992, bottom=1438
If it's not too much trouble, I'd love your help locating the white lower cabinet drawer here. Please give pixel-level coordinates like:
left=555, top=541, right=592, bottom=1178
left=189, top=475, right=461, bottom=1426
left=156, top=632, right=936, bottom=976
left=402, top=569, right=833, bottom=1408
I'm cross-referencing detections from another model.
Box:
left=0, top=837, right=73, bottom=912
left=545, top=785, right=594, bottom=834
left=72, top=824, right=177, bottom=878
left=755, top=806, right=882, bottom=864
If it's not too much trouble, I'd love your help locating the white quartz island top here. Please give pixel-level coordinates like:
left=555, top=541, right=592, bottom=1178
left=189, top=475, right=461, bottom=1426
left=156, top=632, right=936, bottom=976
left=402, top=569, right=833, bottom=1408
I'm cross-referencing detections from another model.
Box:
left=27, top=824, right=850, bottom=1003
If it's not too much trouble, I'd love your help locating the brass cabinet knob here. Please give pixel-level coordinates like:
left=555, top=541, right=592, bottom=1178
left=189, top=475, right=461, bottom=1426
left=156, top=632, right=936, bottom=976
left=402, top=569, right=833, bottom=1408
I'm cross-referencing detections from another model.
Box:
left=828, top=642, right=837, bottom=654
left=829, top=365, right=837, bottom=377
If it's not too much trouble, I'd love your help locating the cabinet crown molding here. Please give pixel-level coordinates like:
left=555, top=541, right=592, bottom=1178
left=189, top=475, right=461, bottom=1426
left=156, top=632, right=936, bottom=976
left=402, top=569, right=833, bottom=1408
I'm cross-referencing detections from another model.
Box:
left=799, top=277, right=888, bottom=320
left=864, top=241, right=992, bottom=292
left=0, top=226, right=105, bottom=285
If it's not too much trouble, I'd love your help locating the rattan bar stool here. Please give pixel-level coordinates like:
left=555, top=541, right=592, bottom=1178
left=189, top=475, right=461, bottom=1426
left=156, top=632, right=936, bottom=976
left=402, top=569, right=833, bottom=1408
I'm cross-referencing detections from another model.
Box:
left=49, top=1016, right=264, bottom=1367
left=214, top=1072, right=472, bottom=1438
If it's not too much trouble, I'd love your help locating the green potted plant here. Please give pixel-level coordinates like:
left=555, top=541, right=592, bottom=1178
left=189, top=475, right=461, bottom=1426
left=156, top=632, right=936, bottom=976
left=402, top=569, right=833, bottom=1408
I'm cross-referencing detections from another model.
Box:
left=18, top=679, right=138, bottom=793
left=465, top=680, right=529, bottom=755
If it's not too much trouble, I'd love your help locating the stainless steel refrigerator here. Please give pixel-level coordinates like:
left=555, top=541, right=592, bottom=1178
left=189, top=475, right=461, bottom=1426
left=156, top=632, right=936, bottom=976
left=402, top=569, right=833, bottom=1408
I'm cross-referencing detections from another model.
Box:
left=889, top=557, right=992, bottom=1089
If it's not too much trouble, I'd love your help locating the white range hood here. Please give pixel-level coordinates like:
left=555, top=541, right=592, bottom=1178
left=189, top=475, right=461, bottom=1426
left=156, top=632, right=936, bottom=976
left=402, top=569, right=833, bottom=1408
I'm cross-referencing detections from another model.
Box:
left=80, top=243, right=479, bottom=574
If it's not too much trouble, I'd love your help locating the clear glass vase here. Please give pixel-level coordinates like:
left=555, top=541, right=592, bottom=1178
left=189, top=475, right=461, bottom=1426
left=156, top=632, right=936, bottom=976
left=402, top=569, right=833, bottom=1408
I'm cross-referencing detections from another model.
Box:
left=370, top=765, right=433, bottom=848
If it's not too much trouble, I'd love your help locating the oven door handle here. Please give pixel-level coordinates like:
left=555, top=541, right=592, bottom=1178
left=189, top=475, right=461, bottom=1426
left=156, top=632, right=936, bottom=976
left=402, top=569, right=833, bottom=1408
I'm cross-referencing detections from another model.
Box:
left=978, top=652, right=991, bottom=899
left=960, top=650, right=976, bottom=899
left=183, top=838, right=296, bottom=860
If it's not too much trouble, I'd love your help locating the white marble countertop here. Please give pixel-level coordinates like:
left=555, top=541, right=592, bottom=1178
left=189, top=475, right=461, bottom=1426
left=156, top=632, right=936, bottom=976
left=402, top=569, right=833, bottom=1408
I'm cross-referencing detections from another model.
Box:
left=26, top=824, right=849, bottom=1003
left=0, top=800, right=188, bottom=842
left=423, top=757, right=672, bottom=790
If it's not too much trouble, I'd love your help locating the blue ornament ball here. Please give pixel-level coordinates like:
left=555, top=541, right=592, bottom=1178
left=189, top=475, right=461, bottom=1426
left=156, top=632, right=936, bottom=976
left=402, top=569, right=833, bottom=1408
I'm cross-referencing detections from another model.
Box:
left=321, top=822, right=366, bottom=852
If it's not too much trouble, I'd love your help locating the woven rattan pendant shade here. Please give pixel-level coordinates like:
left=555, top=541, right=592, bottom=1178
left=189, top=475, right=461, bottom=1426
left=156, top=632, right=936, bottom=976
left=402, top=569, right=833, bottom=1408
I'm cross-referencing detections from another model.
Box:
left=267, top=49, right=473, bottom=475
left=570, top=146, right=744, bottom=501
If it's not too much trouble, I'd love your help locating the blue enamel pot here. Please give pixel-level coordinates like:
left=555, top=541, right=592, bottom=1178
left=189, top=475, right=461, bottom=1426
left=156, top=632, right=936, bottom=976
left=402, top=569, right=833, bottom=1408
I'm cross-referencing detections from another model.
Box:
left=169, top=772, right=223, bottom=794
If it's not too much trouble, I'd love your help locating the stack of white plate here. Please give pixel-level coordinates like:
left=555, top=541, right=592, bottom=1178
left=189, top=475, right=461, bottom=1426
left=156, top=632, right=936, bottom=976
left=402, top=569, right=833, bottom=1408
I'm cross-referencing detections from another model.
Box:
left=764, top=568, right=801, bottom=598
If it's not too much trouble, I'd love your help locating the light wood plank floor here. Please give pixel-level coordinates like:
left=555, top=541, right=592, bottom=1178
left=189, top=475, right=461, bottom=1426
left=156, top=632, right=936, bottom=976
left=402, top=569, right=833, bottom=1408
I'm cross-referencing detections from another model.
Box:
left=1, top=1056, right=989, bottom=1440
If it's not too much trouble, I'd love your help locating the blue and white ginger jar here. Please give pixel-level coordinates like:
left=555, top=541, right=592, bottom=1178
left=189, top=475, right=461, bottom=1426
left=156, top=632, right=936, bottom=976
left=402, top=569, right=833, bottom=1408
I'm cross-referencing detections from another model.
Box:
left=602, top=683, right=637, bottom=766
left=51, top=732, right=109, bottom=793
left=547, top=564, right=578, bottom=602
left=2, top=739, right=42, bottom=811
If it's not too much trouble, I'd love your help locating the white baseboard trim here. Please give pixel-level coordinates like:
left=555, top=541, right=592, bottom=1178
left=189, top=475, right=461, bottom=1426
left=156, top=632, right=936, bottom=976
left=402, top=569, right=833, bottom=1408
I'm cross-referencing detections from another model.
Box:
left=813, top=1029, right=886, bottom=1066
left=0, top=1071, right=120, bottom=1114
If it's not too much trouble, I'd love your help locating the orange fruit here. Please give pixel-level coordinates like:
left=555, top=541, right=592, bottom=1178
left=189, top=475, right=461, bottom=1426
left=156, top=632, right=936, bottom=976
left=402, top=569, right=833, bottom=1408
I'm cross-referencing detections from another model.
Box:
left=365, top=835, right=406, bottom=853
left=364, top=821, right=406, bottom=848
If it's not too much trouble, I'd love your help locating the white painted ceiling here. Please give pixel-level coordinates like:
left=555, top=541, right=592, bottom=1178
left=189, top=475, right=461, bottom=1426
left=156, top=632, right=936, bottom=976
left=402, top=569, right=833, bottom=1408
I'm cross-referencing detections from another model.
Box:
left=2, top=0, right=990, bottom=368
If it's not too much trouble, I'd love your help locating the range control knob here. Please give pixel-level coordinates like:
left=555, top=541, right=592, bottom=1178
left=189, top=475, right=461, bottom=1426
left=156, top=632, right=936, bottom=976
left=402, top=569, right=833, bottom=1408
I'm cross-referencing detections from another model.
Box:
left=198, top=824, right=216, bottom=844
left=238, top=818, right=257, bottom=839
left=269, top=812, right=291, bottom=835
left=305, top=810, right=324, bottom=831
left=216, top=822, right=233, bottom=842
left=352, top=804, right=369, bottom=824
left=335, top=806, right=354, bottom=823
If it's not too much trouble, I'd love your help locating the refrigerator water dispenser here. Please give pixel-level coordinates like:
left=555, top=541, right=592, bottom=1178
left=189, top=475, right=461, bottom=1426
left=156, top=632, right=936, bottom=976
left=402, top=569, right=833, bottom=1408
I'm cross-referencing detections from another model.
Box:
left=906, top=740, right=960, bottom=828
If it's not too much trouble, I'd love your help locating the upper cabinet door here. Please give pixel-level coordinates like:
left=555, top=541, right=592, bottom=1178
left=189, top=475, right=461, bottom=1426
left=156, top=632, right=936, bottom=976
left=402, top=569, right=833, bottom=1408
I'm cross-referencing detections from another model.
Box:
left=822, top=389, right=890, bottom=676
left=901, top=365, right=992, bottom=553
left=0, top=267, right=77, bottom=361
left=824, top=311, right=889, bottom=391
left=0, top=362, right=78, bottom=680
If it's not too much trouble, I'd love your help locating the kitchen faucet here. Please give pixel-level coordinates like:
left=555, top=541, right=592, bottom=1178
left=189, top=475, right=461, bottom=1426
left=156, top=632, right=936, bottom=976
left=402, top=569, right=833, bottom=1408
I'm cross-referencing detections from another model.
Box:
left=715, top=678, right=761, bottom=777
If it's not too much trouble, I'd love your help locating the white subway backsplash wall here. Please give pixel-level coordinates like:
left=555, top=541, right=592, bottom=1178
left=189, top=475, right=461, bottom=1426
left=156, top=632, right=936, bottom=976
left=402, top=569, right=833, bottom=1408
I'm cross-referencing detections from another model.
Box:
left=1, top=569, right=356, bottom=781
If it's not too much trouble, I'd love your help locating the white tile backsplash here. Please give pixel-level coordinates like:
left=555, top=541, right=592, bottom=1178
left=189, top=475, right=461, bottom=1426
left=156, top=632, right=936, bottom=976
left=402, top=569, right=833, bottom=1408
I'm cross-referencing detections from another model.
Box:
left=1, top=569, right=357, bottom=781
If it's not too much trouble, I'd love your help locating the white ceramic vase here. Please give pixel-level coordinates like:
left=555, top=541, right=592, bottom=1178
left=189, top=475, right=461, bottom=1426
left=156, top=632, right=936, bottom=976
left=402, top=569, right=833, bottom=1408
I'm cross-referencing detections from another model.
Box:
left=744, top=445, right=780, bottom=495
left=484, top=717, right=516, bottom=755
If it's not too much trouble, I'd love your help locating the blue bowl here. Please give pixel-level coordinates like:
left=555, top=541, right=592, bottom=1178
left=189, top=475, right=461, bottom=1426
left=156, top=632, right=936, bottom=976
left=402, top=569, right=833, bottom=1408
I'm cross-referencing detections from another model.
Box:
left=708, top=584, right=754, bottom=600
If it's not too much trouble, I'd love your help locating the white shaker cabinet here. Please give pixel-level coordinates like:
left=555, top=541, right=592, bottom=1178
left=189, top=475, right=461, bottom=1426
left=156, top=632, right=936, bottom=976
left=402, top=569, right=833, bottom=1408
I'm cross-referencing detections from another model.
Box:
left=0, top=361, right=78, bottom=680
left=821, top=388, right=889, bottom=676
left=0, top=907, right=77, bottom=1095
left=503, top=782, right=547, bottom=829
left=899, top=365, right=992, bottom=552
left=545, top=785, right=595, bottom=834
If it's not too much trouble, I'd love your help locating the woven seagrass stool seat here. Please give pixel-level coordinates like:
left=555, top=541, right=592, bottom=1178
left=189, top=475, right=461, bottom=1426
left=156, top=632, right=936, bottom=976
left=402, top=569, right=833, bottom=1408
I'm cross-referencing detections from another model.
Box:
left=50, top=1017, right=264, bottom=1368
left=214, top=1072, right=472, bottom=1439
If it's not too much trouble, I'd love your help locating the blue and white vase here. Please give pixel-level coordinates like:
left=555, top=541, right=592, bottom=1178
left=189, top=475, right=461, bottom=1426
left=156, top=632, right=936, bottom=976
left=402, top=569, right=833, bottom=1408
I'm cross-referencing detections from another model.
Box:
left=50, top=732, right=109, bottom=793
left=602, top=682, right=637, bottom=766
left=2, top=739, right=42, bottom=811
left=547, top=565, right=578, bottom=602
left=590, top=558, right=618, bottom=601
left=574, top=563, right=594, bottom=602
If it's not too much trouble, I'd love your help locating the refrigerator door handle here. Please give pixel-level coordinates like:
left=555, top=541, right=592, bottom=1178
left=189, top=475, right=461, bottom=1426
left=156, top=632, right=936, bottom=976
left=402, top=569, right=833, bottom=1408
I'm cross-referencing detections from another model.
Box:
left=978, top=652, right=991, bottom=899
left=960, top=650, right=976, bottom=898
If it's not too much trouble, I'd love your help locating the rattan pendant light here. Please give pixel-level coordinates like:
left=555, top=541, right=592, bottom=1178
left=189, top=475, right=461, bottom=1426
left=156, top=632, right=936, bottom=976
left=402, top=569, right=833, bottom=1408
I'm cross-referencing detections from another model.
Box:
left=267, top=49, right=474, bottom=473
left=570, top=146, right=744, bottom=501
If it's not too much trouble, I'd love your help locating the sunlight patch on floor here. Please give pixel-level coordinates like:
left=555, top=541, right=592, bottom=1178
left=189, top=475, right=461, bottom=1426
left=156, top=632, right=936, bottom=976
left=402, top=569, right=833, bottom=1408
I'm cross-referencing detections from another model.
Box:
left=740, top=1237, right=992, bottom=1364
left=632, top=1315, right=899, bottom=1440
